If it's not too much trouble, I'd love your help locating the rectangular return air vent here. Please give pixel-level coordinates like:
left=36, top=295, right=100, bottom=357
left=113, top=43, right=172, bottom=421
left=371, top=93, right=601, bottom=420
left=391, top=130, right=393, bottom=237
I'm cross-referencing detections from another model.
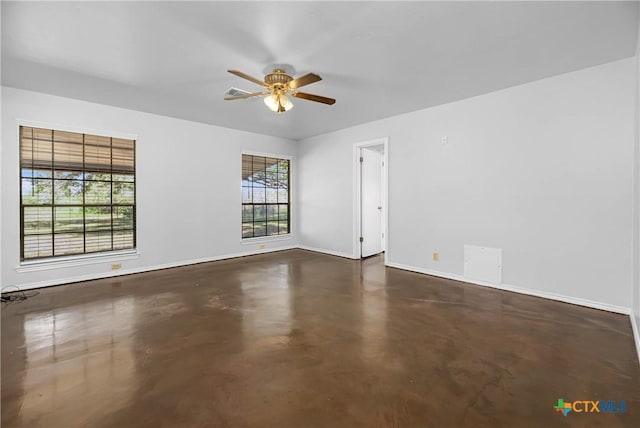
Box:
left=464, top=245, right=502, bottom=284
left=225, top=87, right=253, bottom=97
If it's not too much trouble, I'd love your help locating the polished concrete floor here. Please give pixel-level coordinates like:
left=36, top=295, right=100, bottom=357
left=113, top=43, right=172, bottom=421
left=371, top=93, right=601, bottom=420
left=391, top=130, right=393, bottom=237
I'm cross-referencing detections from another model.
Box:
left=2, top=249, right=639, bottom=427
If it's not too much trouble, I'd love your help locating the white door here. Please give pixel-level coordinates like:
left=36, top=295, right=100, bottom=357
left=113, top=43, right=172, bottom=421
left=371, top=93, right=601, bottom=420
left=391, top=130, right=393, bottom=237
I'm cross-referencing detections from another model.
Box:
left=361, top=147, right=383, bottom=257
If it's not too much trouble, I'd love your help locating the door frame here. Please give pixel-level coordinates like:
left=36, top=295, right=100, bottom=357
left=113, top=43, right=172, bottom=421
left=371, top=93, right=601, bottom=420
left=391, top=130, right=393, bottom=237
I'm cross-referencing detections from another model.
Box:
left=353, top=137, right=389, bottom=260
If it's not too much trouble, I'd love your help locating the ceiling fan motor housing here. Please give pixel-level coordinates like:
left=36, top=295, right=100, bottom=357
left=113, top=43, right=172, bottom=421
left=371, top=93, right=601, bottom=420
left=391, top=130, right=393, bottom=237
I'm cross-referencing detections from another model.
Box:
left=265, top=69, right=293, bottom=86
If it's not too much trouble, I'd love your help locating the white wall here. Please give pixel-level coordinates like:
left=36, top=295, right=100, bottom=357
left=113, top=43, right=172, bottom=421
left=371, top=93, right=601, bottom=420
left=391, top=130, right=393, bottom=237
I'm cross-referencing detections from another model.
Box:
left=299, top=58, right=635, bottom=311
left=2, top=58, right=637, bottom=315
left=637, top=9, right=640, bottom=315
left=633, top=11, right=640, bottom=358
left=1, top=87, right=298, bottom=289
left=297, top=135, right=355, bottom=257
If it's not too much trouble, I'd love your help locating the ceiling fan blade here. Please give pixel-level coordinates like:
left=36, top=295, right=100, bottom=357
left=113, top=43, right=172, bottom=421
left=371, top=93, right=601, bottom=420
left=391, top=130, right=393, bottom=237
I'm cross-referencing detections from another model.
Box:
left=292, top=92, right=336, bottom=105
left=224, top=91, right=268, bottom=100
left=287, top=73, right=322, bottom=90
left=228, top=70, right=268, bottom=87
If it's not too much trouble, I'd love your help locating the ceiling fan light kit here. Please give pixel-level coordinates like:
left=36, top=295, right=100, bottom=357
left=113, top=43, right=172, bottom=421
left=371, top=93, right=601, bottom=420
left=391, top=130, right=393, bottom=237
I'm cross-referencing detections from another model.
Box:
left=264, top=93, right=293, bottom=113
left=225, top=67, right=336, bottom=114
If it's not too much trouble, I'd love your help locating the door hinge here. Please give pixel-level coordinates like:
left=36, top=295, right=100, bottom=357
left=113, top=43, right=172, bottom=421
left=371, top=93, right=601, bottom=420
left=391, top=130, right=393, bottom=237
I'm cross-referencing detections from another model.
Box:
left=359, top=156, right=363, bottom=163
left=359, top=237, right=363, bottom=242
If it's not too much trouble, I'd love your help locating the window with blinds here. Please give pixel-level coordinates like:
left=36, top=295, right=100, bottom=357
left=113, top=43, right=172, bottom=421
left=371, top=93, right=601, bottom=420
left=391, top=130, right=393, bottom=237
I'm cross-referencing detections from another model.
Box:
left=242, top=154, right=290, bottom=238
left=20, top=126, right=136, bottom=260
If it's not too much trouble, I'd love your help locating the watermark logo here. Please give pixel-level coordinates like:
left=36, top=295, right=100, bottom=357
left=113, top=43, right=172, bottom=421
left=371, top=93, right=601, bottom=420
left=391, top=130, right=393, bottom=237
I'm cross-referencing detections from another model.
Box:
left=554, top=399, right=572, bottom=416
left=554, top=398, right=626, bottom=416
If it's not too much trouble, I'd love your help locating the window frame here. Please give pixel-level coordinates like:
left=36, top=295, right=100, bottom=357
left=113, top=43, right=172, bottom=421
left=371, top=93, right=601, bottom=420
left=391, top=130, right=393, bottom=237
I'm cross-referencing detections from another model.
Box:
left=17, top=121, right=138, bottom=265
left=241, top=151, right=293, bottom=242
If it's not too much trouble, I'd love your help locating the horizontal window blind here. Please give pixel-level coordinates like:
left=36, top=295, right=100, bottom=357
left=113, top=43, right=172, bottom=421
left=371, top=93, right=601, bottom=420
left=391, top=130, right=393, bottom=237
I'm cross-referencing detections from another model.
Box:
left=20, top=126, right=136, bottom=260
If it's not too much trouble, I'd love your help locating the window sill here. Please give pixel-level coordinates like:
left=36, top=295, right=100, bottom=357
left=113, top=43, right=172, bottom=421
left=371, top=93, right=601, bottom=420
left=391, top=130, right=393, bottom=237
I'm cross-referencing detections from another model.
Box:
left=16, top=250, right=139, bottom=273
left=241, top=235, right=294, bottom=245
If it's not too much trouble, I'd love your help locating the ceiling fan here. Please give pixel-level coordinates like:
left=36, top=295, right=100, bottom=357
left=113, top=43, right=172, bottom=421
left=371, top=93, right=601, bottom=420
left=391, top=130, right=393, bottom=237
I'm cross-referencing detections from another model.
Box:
left=224, top=67, right=336, bottom=113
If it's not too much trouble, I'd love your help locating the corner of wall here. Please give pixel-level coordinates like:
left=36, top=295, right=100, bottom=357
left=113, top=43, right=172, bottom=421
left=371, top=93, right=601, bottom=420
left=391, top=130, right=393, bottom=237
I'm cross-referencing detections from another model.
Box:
left=0, top=85, right=4, bottom=291
left=632, top=314, right=640, bottom=366
left=632, top=10, right=640, bottom=365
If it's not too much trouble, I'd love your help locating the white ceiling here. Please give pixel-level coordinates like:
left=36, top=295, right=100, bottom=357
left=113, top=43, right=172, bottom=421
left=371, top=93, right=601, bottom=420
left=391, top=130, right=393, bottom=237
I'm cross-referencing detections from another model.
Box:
left=2, top=1, right=638, bottom=140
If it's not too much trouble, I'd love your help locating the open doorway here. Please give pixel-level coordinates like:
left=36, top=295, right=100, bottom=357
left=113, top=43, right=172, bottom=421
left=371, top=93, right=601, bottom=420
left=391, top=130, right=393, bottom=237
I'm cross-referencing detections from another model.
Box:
left=354, top=138, right=389, bottom=260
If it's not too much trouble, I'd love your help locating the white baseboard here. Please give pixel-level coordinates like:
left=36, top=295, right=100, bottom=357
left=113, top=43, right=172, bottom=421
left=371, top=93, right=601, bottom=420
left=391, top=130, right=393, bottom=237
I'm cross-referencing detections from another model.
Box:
left=9, top=244, right=354, bottom=292
left=385, top=261, right=631, bottom=315
left=387, top=261, right=639, bottom=367
left=631, top=313, right=640, bottom=366
left=6, top=245, right=297, bottom=292
left=8, top=249, right=631, bottom=316
left=296, top=245, right=357, bottom=260
left=6, top=247, right=640, bottom=367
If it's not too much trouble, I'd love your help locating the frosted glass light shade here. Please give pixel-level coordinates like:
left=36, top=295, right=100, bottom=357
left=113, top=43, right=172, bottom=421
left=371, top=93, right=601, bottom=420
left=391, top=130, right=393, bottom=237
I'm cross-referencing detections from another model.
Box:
left=264, top=94, right=294, bottom=113
left=264, top=94, right=279, bottom=112
left=279, top=94, right=293, bottom=111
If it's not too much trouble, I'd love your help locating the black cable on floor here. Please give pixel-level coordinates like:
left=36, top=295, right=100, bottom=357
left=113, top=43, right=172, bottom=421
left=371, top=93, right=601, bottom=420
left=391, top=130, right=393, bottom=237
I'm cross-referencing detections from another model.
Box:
left=1, top=286, right=39, bottom=305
